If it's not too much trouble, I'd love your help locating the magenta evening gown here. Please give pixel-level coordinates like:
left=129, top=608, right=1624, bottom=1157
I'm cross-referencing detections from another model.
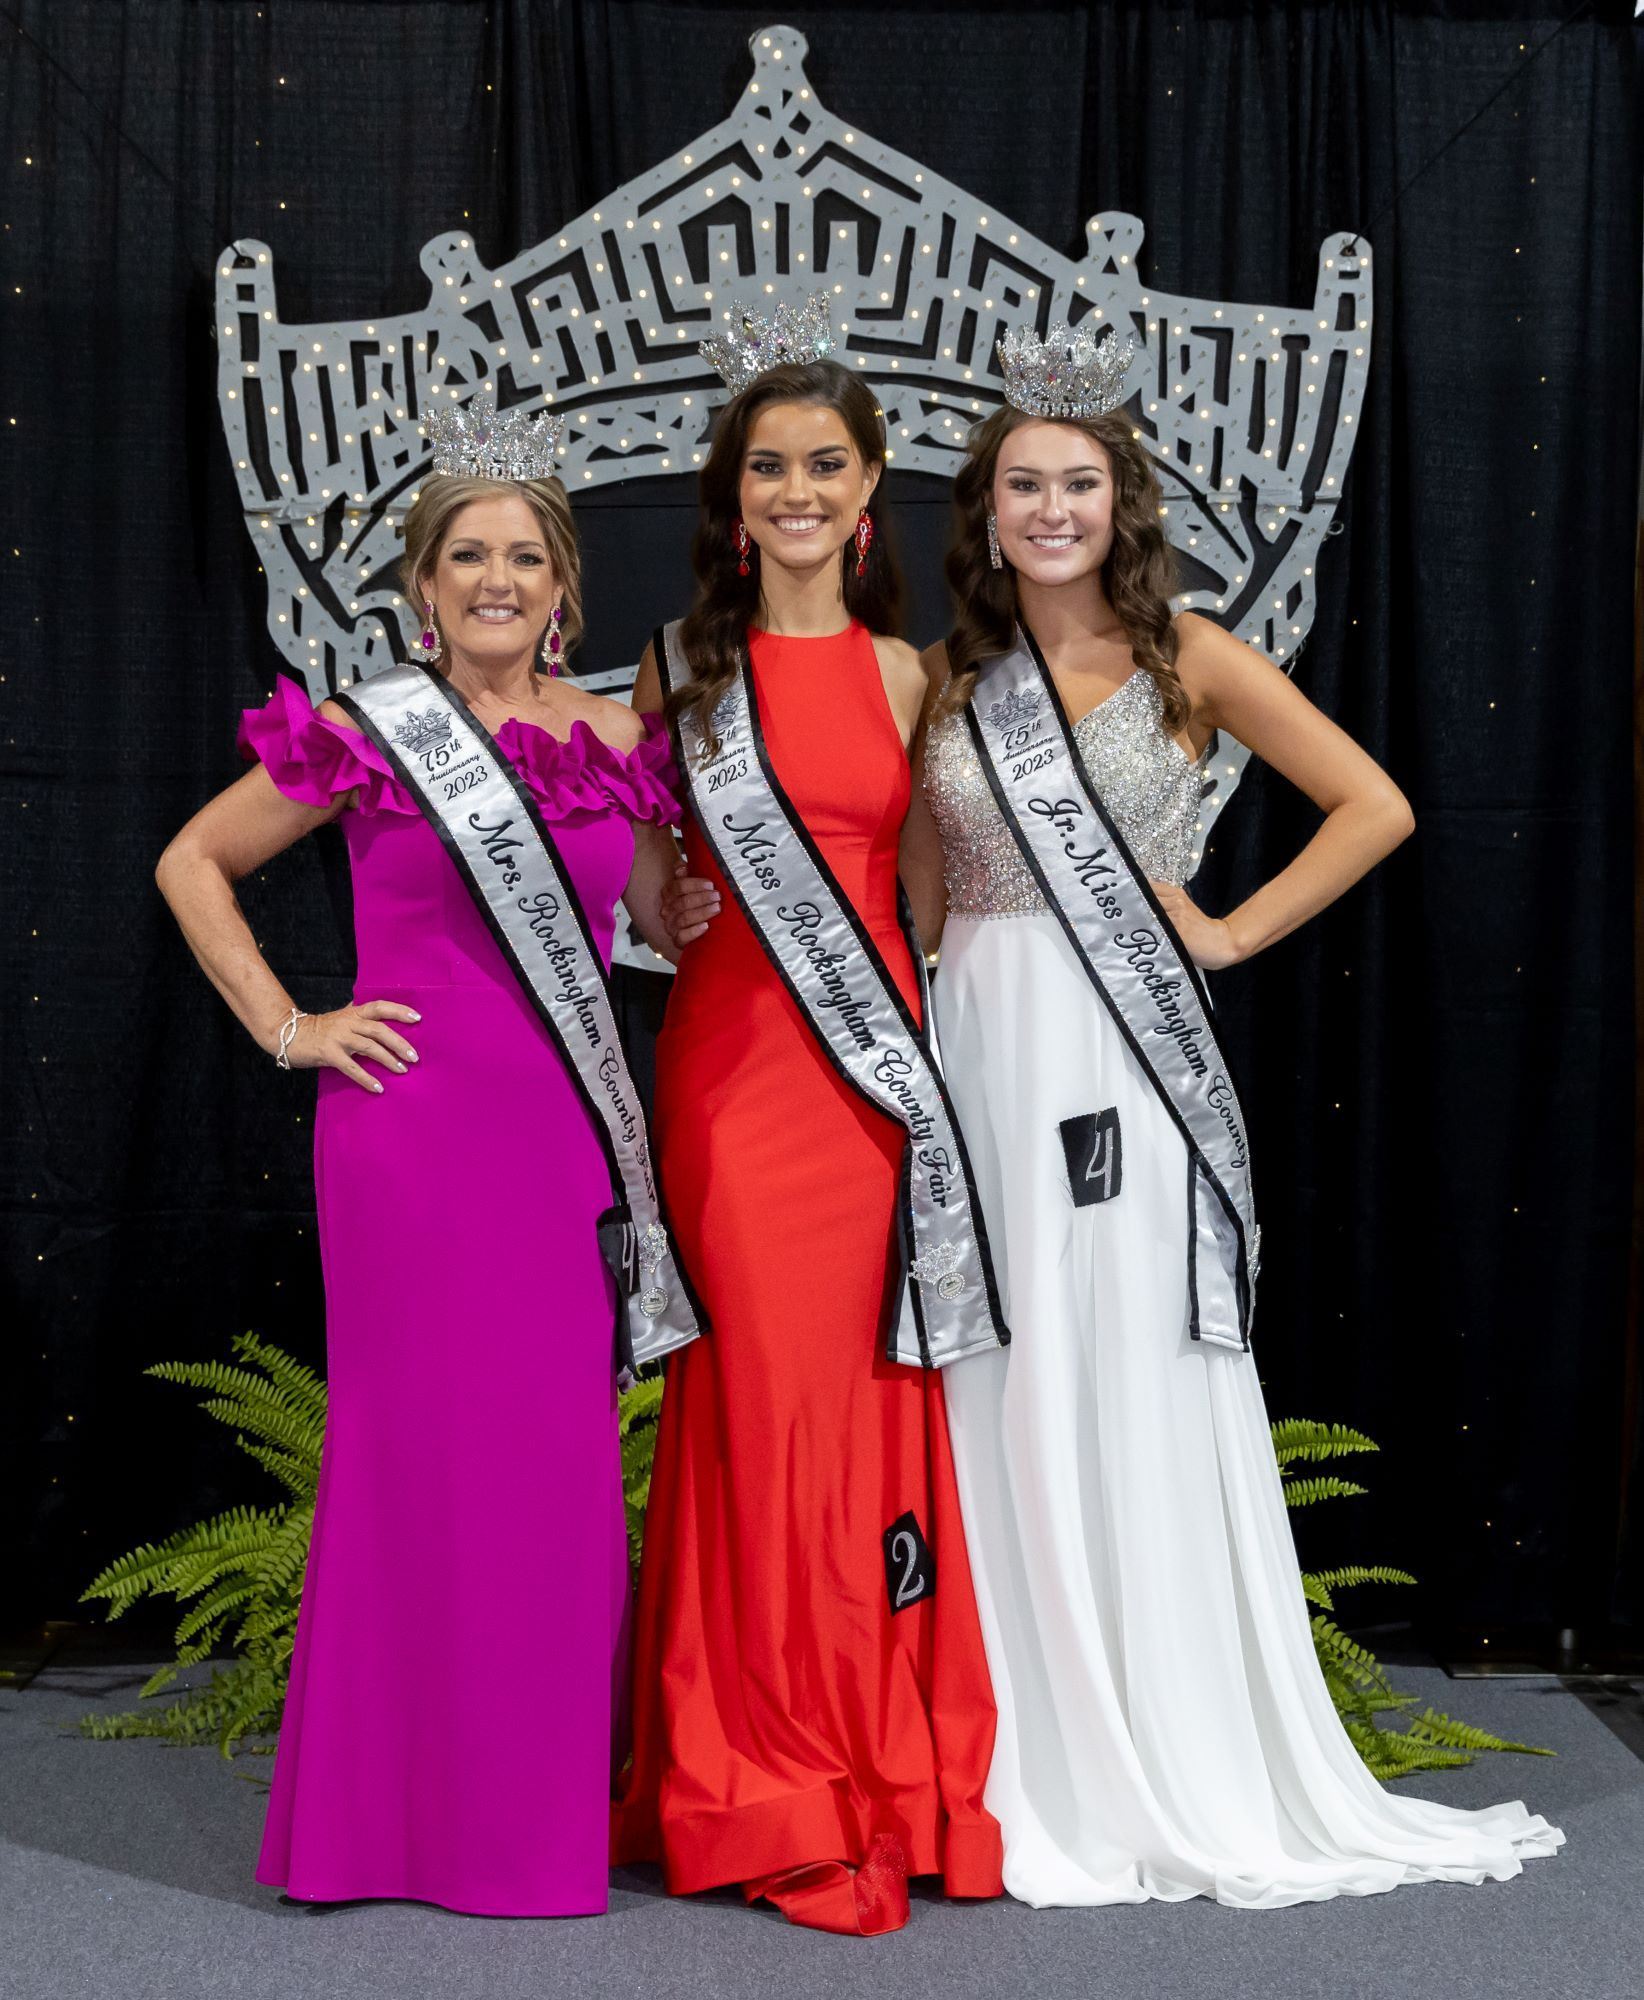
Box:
left=238, top=678, right=680, bottom=1916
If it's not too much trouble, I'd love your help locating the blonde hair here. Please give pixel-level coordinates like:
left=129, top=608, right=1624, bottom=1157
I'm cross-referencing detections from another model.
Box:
left=400, top=474, right=584, bottom=661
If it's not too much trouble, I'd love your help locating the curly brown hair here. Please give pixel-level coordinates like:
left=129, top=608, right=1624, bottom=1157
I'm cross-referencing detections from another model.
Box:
left=941, top=406, right=1187, bottom=730
left=666, top=359, right=901, bottom=754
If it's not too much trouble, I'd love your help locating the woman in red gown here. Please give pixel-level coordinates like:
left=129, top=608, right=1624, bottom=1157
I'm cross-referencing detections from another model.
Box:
left=613, top=354, right=1003, bottom=1935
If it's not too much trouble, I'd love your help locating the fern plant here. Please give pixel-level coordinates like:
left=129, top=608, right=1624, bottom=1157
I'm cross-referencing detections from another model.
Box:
left=619, top=1369, right=665, bottom=1565
left=79, top=1332, right=325, bottom=1756
left=1275, top=1418, right=1550, bottom=1779
left=80, top=1336, right=667, bottom=1756
left=80, top=1343, right=1547, bottom=1777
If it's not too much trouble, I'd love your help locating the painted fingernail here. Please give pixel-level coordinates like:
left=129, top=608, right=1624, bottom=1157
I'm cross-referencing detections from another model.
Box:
left=373, top=1080, right=385, bottom=1093
left=407, top=1010, right=422, bottom=1021
left=405, top=1050, right=419, bottom=1063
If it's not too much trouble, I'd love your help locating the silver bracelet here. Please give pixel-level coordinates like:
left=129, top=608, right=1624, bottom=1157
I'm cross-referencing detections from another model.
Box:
left=274, top=1007, right=308, bottom=1071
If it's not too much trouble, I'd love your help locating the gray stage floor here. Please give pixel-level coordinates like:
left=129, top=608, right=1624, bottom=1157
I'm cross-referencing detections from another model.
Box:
left=2, top=1650, right=1638, bottom=2000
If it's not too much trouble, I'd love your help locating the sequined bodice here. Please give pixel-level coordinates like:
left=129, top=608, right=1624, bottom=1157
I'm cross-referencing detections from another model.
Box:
left=925, top=670, right=1206, bottom=916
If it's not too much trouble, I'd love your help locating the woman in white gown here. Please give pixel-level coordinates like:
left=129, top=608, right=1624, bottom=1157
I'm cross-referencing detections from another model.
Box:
left=899, top=329, right=1564, bottom=1910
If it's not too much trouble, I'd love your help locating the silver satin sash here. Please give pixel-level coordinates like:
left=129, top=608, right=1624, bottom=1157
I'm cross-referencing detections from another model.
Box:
left=967, top=630, right=1258, bottom=1350
left=657, top=621, right=1007, bottom=1369
left=336, top=664, right=702, bottom=1370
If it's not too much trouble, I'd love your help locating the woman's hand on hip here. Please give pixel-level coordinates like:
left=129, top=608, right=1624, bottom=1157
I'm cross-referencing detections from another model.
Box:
left=1149, top=883, right=1242, bottom=971
left=661, top=864, right=721, bottom=949
left=287, top=1001, right=422, bottom=1092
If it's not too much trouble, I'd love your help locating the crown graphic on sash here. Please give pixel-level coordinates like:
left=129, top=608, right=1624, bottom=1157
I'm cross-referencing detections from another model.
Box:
left=998, top=323, right=1137, bottom=420
left=390, top=705, right=454, bottom=755
left=699, top=291, right=840, bottom=397
left=427, top=388, right=564, bottom=482
left=985, top=687, right=1043, bottom=732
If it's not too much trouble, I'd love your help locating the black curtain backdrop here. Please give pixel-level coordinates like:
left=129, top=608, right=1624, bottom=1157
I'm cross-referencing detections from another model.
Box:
left=3, top=1, right=1639, bottom=1634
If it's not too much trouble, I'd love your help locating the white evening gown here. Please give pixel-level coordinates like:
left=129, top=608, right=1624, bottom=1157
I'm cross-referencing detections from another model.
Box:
left=924, top=674, right=1563, bottom=1910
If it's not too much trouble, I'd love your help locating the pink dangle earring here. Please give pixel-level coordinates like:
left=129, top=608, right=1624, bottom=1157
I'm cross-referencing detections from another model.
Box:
left=541, top=603, right=564, bottom=675
left=418, top=599, right=443, bottom=665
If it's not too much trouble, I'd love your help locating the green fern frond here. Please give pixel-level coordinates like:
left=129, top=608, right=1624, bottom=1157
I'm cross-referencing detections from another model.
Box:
left=619, top=1373, right=665, bottom=1431
left=1306, top=1565, right=1417, bottom=1594
left=231, top=1332, right=328, bottom=1425
left=173, top=1582, right=260, bottom=1646
left=1281, top=1475, right=1370, bottom=1509
left=618, top=1371, right=664, bottom=1566
left=1270, top=1414, right=1552, bottom=1780
left=1403, top=1708, right=1554, bottom=1758
left=1311, top=1616, right=1402, bottom=1704
left=80, top=1341, right=322, bottom=1752
left=620, top=1428, right=657, bottom=1483
left=234, top=1441, right=318, bottom=1501
left=143, top=1358, right=288, bottom=1406
left=80, top=1506, right=287, bottom=1612
left=251, top=1507, right=314, bottom=1596
left=1270, top=1420, right=1380, bottom=1468
left=196, top=1394, right=323, bottom=1462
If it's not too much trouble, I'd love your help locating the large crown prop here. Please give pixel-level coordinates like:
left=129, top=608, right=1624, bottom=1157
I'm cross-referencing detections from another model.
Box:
left=426, top=388, right=564, bottom=481
left=699, top=291, right=839, bottom=396
left=215, top=19, right=1372, bottom=899
left=998, top=324, right=1136, bottom=420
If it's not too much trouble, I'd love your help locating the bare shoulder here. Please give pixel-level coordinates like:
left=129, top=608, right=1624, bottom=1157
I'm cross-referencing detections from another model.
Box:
left=869, top=631, right=928, bottom=699
left=630, top=639, right=665, bottom=715
left=316, top=697, right=364, bottom=736
left=565, top=685, right=648, bottom=754
left=1172, top=610, right=1270, bottom=699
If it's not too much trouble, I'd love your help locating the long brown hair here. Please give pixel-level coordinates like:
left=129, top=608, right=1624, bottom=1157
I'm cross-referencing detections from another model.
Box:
left=667, top=360, right=901, bottom=752
left=942, top=406, right=1187, bottom=729
left=400, top=473, right=584, bottom=666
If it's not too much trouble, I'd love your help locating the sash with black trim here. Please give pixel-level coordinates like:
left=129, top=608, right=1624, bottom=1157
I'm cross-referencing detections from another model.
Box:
left=657, top=620, right=1008, bottom=1370
left=336, top=663, right=703, bottom=1371
left=966, top=628, right=1258, bottom=1351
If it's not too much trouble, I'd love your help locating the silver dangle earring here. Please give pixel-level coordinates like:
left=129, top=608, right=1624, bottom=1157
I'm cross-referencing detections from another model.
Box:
left=986, top=513, right=1003, bottom=571
left=541, top=603, right=564, bottom=676
left=417, top=599, right=443, bottom=665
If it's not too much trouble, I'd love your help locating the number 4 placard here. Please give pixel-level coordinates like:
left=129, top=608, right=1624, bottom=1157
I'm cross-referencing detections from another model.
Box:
left=1060, top=1108, right=1123, bottom=1209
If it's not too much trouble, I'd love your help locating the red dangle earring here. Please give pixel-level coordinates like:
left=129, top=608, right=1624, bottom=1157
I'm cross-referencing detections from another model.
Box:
left=734, top=518, right=752, bottom=577
left=853, top=510, right=874, bottom=576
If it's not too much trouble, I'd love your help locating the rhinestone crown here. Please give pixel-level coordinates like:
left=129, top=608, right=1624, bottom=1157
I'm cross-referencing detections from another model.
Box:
left=700, top=291, right=839, bottom=397
left=997, top=323, right=1137, bottom=420
left=426, top=387, right=565, bottom=482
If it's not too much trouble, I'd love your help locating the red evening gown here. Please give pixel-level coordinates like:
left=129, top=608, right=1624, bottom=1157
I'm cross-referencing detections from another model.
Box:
left=613, top=622, right=1004, bottom=1933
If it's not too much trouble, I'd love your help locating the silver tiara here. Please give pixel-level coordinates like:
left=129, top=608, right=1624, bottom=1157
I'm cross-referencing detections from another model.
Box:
left=997, top=323, right=1137, bottom=420
left=699, top=291, right=839, bottom=397
left=426, top=387, right=565, bottom=482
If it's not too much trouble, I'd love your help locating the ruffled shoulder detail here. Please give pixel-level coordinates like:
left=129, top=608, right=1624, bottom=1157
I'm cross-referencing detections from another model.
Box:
left=239, top=681, right=683, bottom=826
left=237, top=676, right=416, bottom=816
left=491, top=711, right=682, bottom=827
